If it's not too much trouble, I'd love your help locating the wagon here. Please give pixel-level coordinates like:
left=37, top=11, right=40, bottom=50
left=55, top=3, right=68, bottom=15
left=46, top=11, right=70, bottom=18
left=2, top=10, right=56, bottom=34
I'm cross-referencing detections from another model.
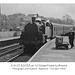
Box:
left=55, top=36, right=70, bottom=49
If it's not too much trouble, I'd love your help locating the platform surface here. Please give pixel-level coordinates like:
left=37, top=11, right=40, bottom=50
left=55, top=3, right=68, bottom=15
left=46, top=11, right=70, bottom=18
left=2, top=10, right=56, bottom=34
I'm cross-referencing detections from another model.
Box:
left=28, top=38, right=75, bottom=62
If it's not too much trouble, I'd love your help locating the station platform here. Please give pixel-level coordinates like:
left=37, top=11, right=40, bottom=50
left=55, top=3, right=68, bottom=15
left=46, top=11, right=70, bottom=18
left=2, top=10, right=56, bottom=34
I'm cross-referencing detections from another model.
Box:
left=28, top=38, right=75, bottom=62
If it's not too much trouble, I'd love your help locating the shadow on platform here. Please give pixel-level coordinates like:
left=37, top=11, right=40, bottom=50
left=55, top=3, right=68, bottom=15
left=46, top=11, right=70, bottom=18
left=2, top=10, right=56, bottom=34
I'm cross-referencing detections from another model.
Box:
left=51, top=47, right=70, bottom=50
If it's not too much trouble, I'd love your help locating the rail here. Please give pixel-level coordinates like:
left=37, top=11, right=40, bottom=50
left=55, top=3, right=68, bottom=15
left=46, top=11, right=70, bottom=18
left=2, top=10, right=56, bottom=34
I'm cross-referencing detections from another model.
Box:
left=0, top=43, right=24, bottom=62
left=0, top=36, right=20, bottom=42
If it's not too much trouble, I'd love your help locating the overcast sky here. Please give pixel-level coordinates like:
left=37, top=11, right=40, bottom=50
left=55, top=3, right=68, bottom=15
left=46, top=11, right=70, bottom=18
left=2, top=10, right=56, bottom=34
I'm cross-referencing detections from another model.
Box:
left=1, top=4, right=75, bottom=19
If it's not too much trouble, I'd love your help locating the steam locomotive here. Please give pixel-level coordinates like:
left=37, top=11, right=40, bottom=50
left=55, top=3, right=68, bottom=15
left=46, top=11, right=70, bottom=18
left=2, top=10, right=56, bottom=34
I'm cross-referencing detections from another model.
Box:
left=20, top=20, right=46, bottom=53
left=20, top=17, right=75, bottom=53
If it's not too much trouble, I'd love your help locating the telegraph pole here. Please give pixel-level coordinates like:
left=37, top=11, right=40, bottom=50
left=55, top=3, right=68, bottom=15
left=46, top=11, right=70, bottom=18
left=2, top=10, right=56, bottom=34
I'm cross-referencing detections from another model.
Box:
left=0, top=4, right=1, bottom=15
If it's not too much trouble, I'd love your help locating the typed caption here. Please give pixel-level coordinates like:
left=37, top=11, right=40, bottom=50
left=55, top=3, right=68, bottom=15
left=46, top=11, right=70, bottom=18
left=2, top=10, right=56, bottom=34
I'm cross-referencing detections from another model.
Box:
left=11, top=63, right=67, bottom=70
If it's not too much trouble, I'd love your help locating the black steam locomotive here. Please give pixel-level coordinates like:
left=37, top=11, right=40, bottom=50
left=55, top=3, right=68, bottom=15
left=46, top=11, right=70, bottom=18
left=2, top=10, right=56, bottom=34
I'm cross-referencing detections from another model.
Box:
left=20, top=18, right=46, bottom=53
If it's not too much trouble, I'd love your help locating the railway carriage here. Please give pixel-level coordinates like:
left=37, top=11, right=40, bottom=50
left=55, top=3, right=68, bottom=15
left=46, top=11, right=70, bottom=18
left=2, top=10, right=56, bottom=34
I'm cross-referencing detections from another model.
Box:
left=63, top=25, right=73, bottom=34
left=46, top=22, right=74, bottom=39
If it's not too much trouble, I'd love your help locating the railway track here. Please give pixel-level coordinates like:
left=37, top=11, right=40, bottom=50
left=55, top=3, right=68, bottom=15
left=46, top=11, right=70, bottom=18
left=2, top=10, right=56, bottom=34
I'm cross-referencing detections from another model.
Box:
left=0, top=43, right=24, bottom=62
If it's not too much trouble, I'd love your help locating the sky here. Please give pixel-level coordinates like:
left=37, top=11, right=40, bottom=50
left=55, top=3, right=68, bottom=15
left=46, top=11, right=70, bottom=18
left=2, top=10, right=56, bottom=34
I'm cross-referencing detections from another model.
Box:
left=1, top=4, right=75, bottom=20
